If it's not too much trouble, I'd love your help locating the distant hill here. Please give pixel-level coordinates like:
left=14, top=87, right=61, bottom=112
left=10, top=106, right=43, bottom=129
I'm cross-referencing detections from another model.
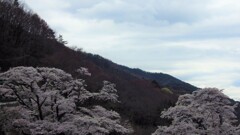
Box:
left=84, top=54, right=198, bottom=92
left=0, top=1, right=197, bottom=134
left=116, top=66, right=198, bottom=93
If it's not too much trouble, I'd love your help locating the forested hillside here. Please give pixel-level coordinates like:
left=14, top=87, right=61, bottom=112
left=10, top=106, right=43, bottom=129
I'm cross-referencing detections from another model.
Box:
left=0, top=0, right=199, bottom=134
left=116, top=66, right=197, bottom=94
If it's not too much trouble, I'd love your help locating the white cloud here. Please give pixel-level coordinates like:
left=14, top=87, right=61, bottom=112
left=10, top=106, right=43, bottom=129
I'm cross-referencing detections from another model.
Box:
left=22, top=0, right=240, bottom=100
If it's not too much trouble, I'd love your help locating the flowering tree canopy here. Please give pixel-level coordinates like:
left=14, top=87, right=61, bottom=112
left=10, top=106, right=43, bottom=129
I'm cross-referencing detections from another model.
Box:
left=152, top=88, right=240, bottom=135
left=76, top=67, right=91, bottom=76
left=0, top=66, right=131, bottom=135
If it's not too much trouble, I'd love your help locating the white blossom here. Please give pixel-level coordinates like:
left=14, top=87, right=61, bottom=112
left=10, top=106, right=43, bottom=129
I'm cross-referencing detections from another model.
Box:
left=0, top=66, right=131, bottom=135
left=76, top=67, right=91, bottom=76
left=152, top=88, right=240, bottom=135
left=94, top=81, right=119, bottom=103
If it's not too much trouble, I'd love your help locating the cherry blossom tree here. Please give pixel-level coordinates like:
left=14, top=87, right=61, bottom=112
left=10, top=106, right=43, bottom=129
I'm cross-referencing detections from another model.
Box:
left=94, top=81, right=119, bottom=103
left=152, top=88, right=240, bottom=135
left=76, top=67, right=91, bottom=76
left=0, top=66, right=131, bottom=135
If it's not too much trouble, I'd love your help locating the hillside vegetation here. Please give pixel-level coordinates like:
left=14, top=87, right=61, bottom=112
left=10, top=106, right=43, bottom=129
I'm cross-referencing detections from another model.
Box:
left=0, top=0, right=198, bottom=134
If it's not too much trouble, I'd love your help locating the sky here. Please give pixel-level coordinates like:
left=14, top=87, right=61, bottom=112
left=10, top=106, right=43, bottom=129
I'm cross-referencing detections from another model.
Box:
left=22, top=0, right=240, bottom=100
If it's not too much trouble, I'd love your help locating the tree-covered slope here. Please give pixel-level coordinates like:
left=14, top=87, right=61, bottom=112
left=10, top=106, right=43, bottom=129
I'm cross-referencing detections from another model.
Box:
left=0, top=0, right=197, bottom=134
left=115, top=66, right=198, bottom=93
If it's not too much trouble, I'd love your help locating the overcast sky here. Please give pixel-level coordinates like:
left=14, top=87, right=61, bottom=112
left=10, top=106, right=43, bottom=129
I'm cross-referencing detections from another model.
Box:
left=22, top=0, right=240, bottom=100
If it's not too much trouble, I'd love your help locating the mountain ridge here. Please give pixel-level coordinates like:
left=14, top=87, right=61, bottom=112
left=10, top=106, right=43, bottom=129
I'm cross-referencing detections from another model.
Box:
left=115, top=65, right=198, bottom=93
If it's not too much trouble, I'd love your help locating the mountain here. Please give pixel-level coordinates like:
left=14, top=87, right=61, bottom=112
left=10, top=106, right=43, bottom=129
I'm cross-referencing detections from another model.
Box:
left=0, top=1, right=197, bottom=134
left=84, top=53, right=198, bottom=92
left=116, top=66, right=197, bottom=93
